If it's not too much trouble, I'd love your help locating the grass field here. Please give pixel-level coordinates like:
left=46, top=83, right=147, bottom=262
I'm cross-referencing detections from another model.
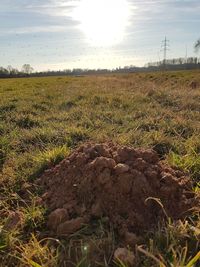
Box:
left=0, top=70, right=200, bottom=266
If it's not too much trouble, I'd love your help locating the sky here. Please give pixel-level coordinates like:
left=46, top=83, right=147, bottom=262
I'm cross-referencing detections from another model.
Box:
left=0, top=0, right=200, bottom=71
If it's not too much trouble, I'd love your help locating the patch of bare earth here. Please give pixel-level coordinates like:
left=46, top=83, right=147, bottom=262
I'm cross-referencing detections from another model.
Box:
left=37, top=143, right=199, bottom=247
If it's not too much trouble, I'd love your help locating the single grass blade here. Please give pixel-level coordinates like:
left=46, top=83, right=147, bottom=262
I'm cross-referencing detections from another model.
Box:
left=186, top=251, right=200, bottom=267
left=28, top=259, right=42, bottom=267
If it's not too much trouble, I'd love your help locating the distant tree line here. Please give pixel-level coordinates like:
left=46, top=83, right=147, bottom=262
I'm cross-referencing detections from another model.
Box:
left=1, top=39, right=200, bottom=78
left=0, top=57, right=200, bottom=78
left=0, top=58, right=199, bottom=79
left=0, top=59, right=199, bottom=79
left=146, top=56, right=200, bottom=70
left=0, top=64, right=34, bottom=78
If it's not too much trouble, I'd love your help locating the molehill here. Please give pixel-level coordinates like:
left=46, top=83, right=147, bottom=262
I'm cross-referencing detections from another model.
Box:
left=38, top=143, right=198, bottom=243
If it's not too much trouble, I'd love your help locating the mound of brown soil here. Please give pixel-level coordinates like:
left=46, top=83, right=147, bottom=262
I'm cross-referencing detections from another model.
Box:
left=38, top=143, right=198, bottom=241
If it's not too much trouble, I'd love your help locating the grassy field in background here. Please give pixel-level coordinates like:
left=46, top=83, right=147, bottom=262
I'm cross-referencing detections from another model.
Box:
left=0, top=70, right=200, bottom=266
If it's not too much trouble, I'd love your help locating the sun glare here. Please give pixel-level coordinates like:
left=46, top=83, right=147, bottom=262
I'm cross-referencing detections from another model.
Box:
left=72, top=0, right=130, bottom=46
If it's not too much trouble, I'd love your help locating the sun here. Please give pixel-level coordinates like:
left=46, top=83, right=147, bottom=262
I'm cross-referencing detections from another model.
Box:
left=72, top=0, right=130, bottom=46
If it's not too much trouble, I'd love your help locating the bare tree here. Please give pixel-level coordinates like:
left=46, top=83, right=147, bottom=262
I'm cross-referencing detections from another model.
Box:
left=7, top=65, right=14, bottom=74
left=21, top=64, right=34, bottom=74
left=194, top=39, right=200, bottom=53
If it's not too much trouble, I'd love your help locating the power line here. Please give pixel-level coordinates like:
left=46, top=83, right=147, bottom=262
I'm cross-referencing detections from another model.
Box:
left=161, top=36, right=170, bottom=69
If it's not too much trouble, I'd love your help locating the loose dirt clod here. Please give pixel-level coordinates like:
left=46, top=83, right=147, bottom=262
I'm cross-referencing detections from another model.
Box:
left=38, top=143, right=199, bottom=241
left=47, top=208, right=69, bottom=231
left=3, top=211, right=24, bottom=231
left=114, top=247, right=135, bottom=266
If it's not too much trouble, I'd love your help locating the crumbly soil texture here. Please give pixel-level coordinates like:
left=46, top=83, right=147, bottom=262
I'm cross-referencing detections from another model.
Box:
left=38, top=143, right=198, bottom=241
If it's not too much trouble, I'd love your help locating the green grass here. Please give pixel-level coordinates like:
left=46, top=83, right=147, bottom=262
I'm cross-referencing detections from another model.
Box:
left=0, top=71, right=200, bottom=266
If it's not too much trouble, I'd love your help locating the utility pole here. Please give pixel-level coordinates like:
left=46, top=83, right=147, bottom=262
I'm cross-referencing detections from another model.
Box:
left=161, top=36, right=170, bottom=70
left=185, top=45, right=188, bottom=63
left=185, top=45, right=188, bottom=70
